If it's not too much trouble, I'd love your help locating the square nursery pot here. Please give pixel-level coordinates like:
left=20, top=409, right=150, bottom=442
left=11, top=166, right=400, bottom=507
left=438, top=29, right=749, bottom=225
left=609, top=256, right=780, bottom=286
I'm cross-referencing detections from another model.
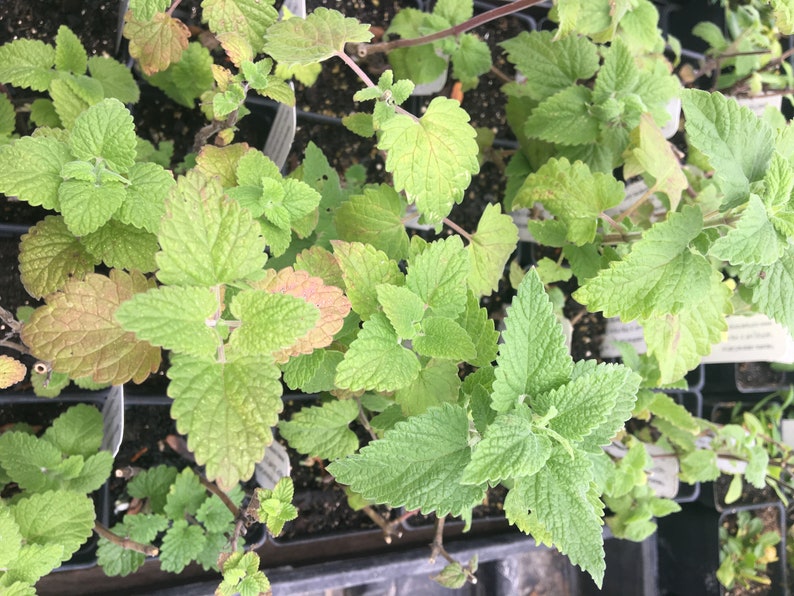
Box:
left=658, top=501, right=787, bottom=596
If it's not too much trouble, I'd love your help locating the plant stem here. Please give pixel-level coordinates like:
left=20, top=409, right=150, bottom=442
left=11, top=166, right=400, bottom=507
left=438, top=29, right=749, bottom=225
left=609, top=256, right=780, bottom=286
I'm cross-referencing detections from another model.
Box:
left=356, top=0, right=543, bottom=57
left=361, top=506, right=404, bottom=544
left=429, top=516, right=478, bottom=584
left=356, top=397, right=379, bottom=442
left=199, top=474, right=240, bottom=517
left=94, top=522, right=159, bottom=556
left=166, top=0, right=183, bottom=18
left=443, top=217, right=472, bottom=242
left=615, top=184, right=659, bottom=224
left=0, top=340, right=28, bottom=355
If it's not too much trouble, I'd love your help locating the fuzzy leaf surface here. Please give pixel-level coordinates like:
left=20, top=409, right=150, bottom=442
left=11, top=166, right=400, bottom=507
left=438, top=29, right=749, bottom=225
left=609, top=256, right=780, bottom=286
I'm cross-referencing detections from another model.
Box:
left=458, top=291, right=499, bottom=367
left=710, top=194, right=787, bottom=266
left=491, top=269, right=573, bottom=412
left=278, top=399, right=360, bottom=460
left=394, top=359, right=461, bottom=416
left=117, top=161, right=175, bottom=233
left=328, top=403, right=486, bottom=516
left=58, top=178, right=126, bottom=236
left=406, top=235, right=470, bottom=319
left=0, top=136, right=72, bottom=209
left=0, top=356, right=26, bottom=390
left=377, top=283, right=426, bottom=339
left=332, top=241, right=404, bottom=320
left=740, top=245, right=794, bottom=334
left=80, top=220, right=159, bottom=272
left=123, top=11, right=190, bottom=75
left=68, top=98, right=136, bottom=173
left=414, top=317, right=476, bottom=361
left=22, top=270, right=161, bottom=385
left=379, top=97, right=479, bottom=224
left=0, top=39, right=55, bottom=91
left=87, top=56, right=140, bottom=103
left=334, top=185, right=409, bottom=261
left=525, top=86, right=599, bottom=146
left=202, top=0, right=278, bottom=54
left=159, top=519, right=206, bottom=573
left=468, top=204, right=519, bottom=296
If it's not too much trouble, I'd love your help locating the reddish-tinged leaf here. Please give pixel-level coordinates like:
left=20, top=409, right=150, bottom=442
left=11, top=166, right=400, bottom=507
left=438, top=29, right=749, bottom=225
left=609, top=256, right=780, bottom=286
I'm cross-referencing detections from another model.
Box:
left=255, top=267, right=351, bottom=362
left=22, top=270, right=161, bottom=384
left=124, top=11, right=190, bottom=75
left=0, top=355, right=27, bottom=389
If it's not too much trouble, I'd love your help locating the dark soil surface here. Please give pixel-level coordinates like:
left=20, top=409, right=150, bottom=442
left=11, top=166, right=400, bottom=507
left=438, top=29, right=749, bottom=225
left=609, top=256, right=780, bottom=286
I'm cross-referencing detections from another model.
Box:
left=736, top=362, right=787, bottom=393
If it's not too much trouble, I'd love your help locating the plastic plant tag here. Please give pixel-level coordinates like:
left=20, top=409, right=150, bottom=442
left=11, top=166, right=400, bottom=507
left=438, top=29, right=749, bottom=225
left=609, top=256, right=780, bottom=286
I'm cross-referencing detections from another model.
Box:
left=262, top=100, right=296, bottom=171
left=736, top=94, right=782, bottom=118
left=511, top=208, right=535, bottom=243
left=283, top=0, right=306, bottom=17
left=646, top=443, right=680, bottom=499
left=404, top=203, right=438, bottom=231
left=782, top=420, right=794, bottom=449
left=601, top=314, right=794, bottom=364
left=100, top=384, right=125, bottom=457
left=412, top=53, right=449, bottom=96
left=254, top=440, right=291, bottom=490
left=605, top=179, right=665, bottom=222
left=660, top=96, right=681, bottom=139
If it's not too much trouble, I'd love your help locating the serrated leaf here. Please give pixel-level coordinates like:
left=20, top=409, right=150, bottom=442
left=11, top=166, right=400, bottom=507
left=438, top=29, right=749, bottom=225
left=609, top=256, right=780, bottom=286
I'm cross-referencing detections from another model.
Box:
left=335, top=313, right=421, bottom=392
left=0, top=136, right=72, bottom=209
left=379, top=97, right=479, bottom=224
left=0, top=93, right=16, bottom=137
left=97, top=515, right=168, bottom=577
left=168, top=354, right=282, bottom=489
left=574, top=207, right=712, bottom=321
left=128, top=0, right=171, bottom=19
left=254, top=267, right=350, bottom=362
left=43, top=403, right=104, bottom=457
left=22, top=270, right=161, bottom=385
left=195, top=494, right=236, bottom=534
left=0, top=507, right=22, bottom=569
left=146, top=42, right=215, bottom=108
left=682, top=89, right=774, bottom=209
left=710, top=194, right=787, bottom=266
left=329, top=403, right=486, bottom=516
left=432, top=561, right=468, bottom=590
left=501, top=31, right=599, bottom=102
left=87, top=56, right=140, bottom=103
left=80, top=220, right=159, bottom=272
left=116, top=161, right=174, bottom=233
left=414, top=316, right=476, bottom=361
left=127, top=465, right=179, bottom=514
left=279, top=399, right=359, bottom=460
left=332, top=241, right=404, bottom=320
left=124, top=11, right=190, bottom=75
left=514, top=157, right=623, bottom=246
left=406, top=235, right=469, bottom=319
left=491, top=269, right=573, bottom=412
left=468, top=203, right=518, bottom=295
left=163, top=467, right=208, bottom=522
left=282, top=349, right=343, bottom=393
left=203, top=0, right=278, bottom=54
left=263, top=8, right=373, bottom=66
left=19, top=216, right=99, bottom=299
left=49, top=73, right=104, bottom=129
left=0, top=432, right=69, bottom=492
left=334, top=184, right=410, bottom=261
left=58, top=178, right=125, bottom=236
left=376, top=283, right=426, bottom=340
left=394, top=359, right=461, bottom=416
left=740, top=245, right=794, bottom=335
left=525, top=86, right=599, bottom=146
left=0, top=356, right=26, bottom=390
left=157, top=172, right=268, bottom=286
left=458, top=291, right=498, bottom=367
left=218, top=551, right=271, bottom=596
left=647, top=392, right=700, bottom=433
left=0, top=39, right=56, bottom=91
left=69, top=98, right=136, bottom=173
left=55, top=26, right=87, bottom=74
left=159, top=519, right=206, bottom=573
left=505, top=452, right=605, bottom=587
left=115, top=285, right=220, bottom=358
left=462, top=405, right=552, bottom=485
left=451, top=33, right=491, bottom=91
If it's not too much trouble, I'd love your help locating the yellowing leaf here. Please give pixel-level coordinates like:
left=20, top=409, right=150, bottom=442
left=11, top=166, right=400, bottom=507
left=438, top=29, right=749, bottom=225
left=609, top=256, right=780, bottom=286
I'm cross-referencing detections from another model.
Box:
left=202, top=0, right=278, bottom=55
left=195, top=143, right=250, bottom=188
left=0, top=355, right=26, bottom=389
left=22, top=270, right=161, bottom=385
left=254, top=267, right=351, bottom=363
left=124, top=11, right=190, bottom=75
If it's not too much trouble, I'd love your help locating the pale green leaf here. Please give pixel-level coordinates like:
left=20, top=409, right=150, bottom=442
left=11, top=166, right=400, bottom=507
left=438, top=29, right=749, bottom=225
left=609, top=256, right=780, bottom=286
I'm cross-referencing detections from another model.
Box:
left=462, top=404, right=552, bottom=485
left=278, top=399, right=360, bottom=460
left=168, top=354, right=283, bottom=489
left=55, top=26, right=87, bottom=74
left=525, top=86, right=599, bottom=146
left=127, top=465, right=179, bottom=514
left=0, top=39, right=56, bottom=91
left=394, top=359, right=462, bottom=416
left=80, top=220, right=159, bottom=272
left=202, top=0, right=278, bottom=54
left=58, top=178, right=126, bottom=236
left=263, top=8, right=373, bottom=66
left=328, top=403, right=486, bottom=517
left=379, top=97, right=480, bottom=224
left=69, top=98, right=137, bottom=173
left=376, top=283, right=426, bottom=339
left=159, top=519, right=206, bottom=573
left=43, top=403, right=103, bottom=457
left=414, top=316, right=476, bottom=361
left=117, top=161, right=174, bottom=233
left=450, top=34, right=491, bottom=91
left=458, top=291, right=499, bottom=368
left=0, top=507, right=22, bottom=569
left=0, top=136, right=72, bottom=209
left=647, top=392, right=700, bottom=433
left=146, top=42, right=214, bottom=107
left=468, top=203, right=518, bottom=296
left=115, top=285, right=220, bottom=358
left=19, top=216, right=99, bottom=299
left=574, top=207, right=713, bottom=321
left=491, top=269, right=573, bottom=412
left=87, top=56, right=140, bottom=103
left=282, top=349, right=344, bottom=393
left=335, top=313, right=421, bottom=392
left=332, top=241, right=404, bottom=320
left=128, top=0, right=171, bottom=20
left=500, top=31, right=599, bottom=102
left=0, top=432, right=69, bottom=492
left=769, top=0, right=794, bottom=33
left=682, top=89, right=774, bottom=208
left=406, top=235, right=470, bottom=319
left=710, top=194, right=787, bottom=266
left=740, top=244, right=794, bottom=335
left=157, top=172, right=268, bottom=286
left=49, top=74, right=103, bottom=128
left=0, top=93, right=17, bottom=137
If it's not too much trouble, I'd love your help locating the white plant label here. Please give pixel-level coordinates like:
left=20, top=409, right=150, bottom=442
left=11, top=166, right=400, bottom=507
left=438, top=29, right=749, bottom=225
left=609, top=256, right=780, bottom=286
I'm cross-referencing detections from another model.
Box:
left=404, top=203, right=438, bottom=231
left=604, top=441, right=679, bottom=499
left=101, top=384, right=124, bottom=457
left=254, top=440, right=291, bottom=490
left=511, top=207, right=535, bottom=242
left=782, top=419, right=794, bottom=449
left=736, top=94, right=782, bottom=118
left=606, top=179, right=665, bottom=222
left=660, top=96, right=681, bottom=139
left=263, top=100, right=296, bottom=171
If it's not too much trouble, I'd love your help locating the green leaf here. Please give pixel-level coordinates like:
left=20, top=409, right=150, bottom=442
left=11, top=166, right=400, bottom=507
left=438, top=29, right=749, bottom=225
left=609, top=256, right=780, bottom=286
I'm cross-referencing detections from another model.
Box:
left=682, top=89, right=774, bottom=209
left=282, top=349, right=343, bottom=393
left=0, top=507, right=22, bottom=570
left=376, top=283, right=426, bottom=339
left=451, top=34, right=491, bottom=91
left=458, top=291, right=499, bottom=367
left=116, top=162, right=175, bottom=233
left=19, top=216, right=99, bottom=299
left=58, top=178, right=126, bottom=236
left=332, top=241, right=404, bottom=320
left=128, top=0, right=171, bottom=20
left=0, top=94, right=16, bottom=137
left=515, top=158, right=623, bottom=245
left=69, top=98, right=137, bottom=173
left=168, top=354, right=283, bottom=489
left=202, top=0, right=278, bottom=54
left=574, top=206, right=713, bottom=321
left=491, top=269, right=573, bottom=412
left=195, top=493, right=236, bottom=534
left=157, top=172, right=268, bottom=286
left=335, top=313, right=421, bottom=392
left=468, top=204, right=518, bottom=296
left=647, top=392, right=700, bottom=434
left=0, top=136, right=72, bottom=209
left=123, top=11, right=190, bottom=76
left=115, top=285, right=220, bottom=358
left=263, top=8, right=373, bottom=66
left=740, top=245, right=794, bottom=335
left=159, top=519, right=206, bottom=573
left=12, top=490, right=95, bottom=563
left=462, top=405, right=552, bottom=485
left=218, top=552, right=271, bottom=596
left=163, top=468, right=208, bottom=520
left=710, top=194, right=787, bottom=266
left=22, top=270, right=161, bottom=385
left=525, top=86, right=599, bottom=146
left=55, top=26, right=87, bottom=74
left=679, top=449, right=720, bottom=483
left=414, top=317, right=476, bottom=361
left=0, top=355, right=26, bottom=390
left=255, top=478, right=298, bottom=537
left=501, top=31, right=599, bottom=102
left=334, top=184, right=410, bottom=261
left=406, top=235, right=470, bottom=319
left=87, top=56, right=140, bottom=103
left=229, top=289, right=319, bottom=356
left=127, top=465, right=179, bottom=514
left=80, top=220, right=159, bottom=272
left=146, top=42, right=215, bottom=108
left=329, top=403, right=486, bottom=517
left=505, top=452, right=605, bottom=587
left=0, top=39, right=56, bottom=91
left=0, top=432, right=72, bottom=492
left=278, top=399, right=360, bottom=460
left=49, top=73, right=104, bottom=129
left=43, top=404, right=103, bottom=457
left=394, top=359, right=461, bottom=416
left=379, top=97, right=480, bottom=224
left=97, top=515, right=168, bottom=576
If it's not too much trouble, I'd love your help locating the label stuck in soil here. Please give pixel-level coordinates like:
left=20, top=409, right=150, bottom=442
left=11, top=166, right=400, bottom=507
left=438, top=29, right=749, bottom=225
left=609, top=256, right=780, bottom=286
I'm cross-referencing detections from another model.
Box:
left=101, top=385, right=124, bottom=457
left=263, top=101, right=296, bottom=171
left=255, top=440, right=291, bottom=489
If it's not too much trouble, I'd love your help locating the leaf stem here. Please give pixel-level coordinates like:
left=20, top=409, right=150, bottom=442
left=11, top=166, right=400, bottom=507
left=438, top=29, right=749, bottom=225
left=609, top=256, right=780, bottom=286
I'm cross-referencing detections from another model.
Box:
left=443, top=217, right=472, bottom=242
left=355, top=0, right=543, bottom=57
left=94, top=522, right=159, bottom=556
left=615, top=184, right=659, bottom=224
left=429, top=516, right=478, bottom=584
left=198, top=474, right=241, bottom=518
left=360, top=506, right=404, bottom=544
left=356, top=397, right=379, bottom=442
left=166, top=0, right=183, bottom=18
left=0, top=340, right=28, bottom=355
